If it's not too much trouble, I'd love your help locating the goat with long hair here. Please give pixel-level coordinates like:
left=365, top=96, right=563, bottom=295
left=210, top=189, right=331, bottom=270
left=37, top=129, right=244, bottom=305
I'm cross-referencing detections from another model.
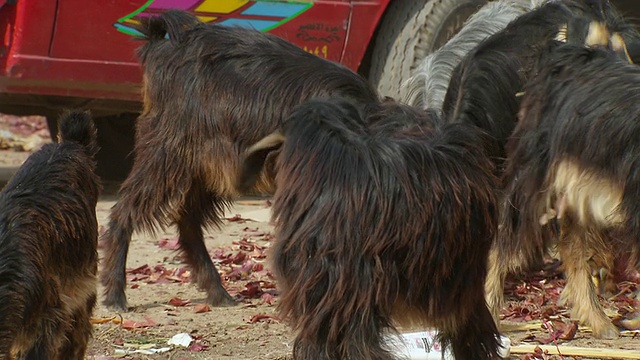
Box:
left=434, top=0, right=640, bottom=339
left=99, top=10, right=381, bottom=311
left=431, top=0, right=634, bottom=316
left=497, top=42, right=640, bottom=339
left=442, top=0, right=635, bottom=169
left=0, top=110, right=101, bottom=359
left=237, top=98, right=501, bottom=359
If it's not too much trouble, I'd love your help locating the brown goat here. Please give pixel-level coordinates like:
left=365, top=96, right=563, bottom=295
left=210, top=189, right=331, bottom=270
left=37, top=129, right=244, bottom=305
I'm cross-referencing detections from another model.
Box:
left=99, top=10, right=380, bottom=311
left=0, top=110, right=101, bottom=359
left=495, top=42, right=640, bottom=339
left=435, top=0, right=640, bottom=335
left=237, top=98, right=501, bottom=360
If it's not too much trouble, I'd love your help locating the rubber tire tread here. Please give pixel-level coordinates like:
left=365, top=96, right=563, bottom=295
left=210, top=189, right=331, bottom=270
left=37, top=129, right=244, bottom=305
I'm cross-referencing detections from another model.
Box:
left=369, top=0, right=487, bottom=98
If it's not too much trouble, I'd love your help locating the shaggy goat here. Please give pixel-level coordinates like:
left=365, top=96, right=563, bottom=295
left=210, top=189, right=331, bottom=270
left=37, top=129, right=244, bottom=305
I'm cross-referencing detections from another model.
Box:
left=401, top=0, right=539, bottom=110
left=0, top=110, right=101, bottom=359
left=438, top=0, right=640, bottom=335
left=497, top=43, right=640, bottom=339
left=100, top=10, right=380, bottom=311
left=441, top=0, right=636, bottom=170
left=237, top=98, right=501, bottom=360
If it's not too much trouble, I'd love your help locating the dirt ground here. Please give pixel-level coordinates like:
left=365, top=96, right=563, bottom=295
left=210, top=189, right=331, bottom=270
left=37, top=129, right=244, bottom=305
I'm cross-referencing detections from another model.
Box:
left=89, top=195, right=293, bottom=360
left=0, top=138, right=638, bottom=359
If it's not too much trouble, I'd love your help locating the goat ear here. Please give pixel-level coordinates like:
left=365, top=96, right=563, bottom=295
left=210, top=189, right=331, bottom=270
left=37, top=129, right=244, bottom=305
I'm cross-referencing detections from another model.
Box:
left=236, top=131, right=285, bottom=194
left=610, top=33, right=634, bottom=64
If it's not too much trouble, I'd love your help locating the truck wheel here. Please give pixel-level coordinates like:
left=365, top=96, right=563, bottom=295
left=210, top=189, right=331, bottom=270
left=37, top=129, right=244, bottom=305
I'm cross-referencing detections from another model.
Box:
left=368, top=0, right=487, bottom=99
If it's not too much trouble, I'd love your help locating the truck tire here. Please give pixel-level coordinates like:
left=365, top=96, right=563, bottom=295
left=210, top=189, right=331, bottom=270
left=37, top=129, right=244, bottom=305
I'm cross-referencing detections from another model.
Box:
left=368, top=0, right=487, bottom=99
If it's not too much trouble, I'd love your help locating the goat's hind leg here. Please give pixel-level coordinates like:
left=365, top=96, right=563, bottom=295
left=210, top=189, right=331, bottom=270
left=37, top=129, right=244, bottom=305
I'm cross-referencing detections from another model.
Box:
left=100, top=183, right=151, bottom=311
left=440, top=297, right=501, bottom=360
left=485, top=246, right=509, bottom=323
left=100, top=142, right=189, bottom=311
left=176, top=180, right=235, bottom=306
left=100, top=206, right=134, bottom=311
left=485, top=241, right=532, bottom=325
left=558, top=222, right=619, bottom=339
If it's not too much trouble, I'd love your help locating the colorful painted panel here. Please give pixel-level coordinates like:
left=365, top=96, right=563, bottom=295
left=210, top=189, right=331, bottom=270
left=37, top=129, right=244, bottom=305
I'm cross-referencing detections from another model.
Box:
left=114, top=0, right=314, bottom=36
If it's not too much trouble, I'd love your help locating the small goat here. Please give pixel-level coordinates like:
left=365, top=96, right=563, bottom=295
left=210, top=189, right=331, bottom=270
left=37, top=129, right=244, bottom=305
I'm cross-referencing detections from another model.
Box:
left=0, top=110, right=101, bottom=359
left=237, top=98, right=501, bottom=360
left=100, top=10, right=380, bottom=311
left=498, top=42, right=640, bottom=339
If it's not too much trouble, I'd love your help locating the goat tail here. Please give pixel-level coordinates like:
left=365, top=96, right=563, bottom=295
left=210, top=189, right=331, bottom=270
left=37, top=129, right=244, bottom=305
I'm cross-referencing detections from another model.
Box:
left=58, top=109, right=98, bottom=156
left=133, top=10, right=202, bottom=44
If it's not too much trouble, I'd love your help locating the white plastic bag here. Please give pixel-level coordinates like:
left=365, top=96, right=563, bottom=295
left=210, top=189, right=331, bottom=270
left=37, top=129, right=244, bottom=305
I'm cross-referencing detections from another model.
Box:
left=385, top=330, right=511, bottom=360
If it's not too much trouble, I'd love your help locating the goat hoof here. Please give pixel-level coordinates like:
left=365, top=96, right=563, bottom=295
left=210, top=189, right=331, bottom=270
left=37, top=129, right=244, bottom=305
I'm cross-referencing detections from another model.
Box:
left=592, top=324, right=619, bottom=339
left=102, top=295, right=130, bottom=313
left=104, top=303, right=130, bottom=313
left=208, top=290, right=237, bottom=307
left=557, top=296, right=568, bottom=307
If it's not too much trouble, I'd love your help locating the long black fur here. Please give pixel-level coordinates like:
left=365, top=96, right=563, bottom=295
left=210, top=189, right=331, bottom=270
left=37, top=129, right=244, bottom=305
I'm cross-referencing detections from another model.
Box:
left=442, top=0, right=640, bottom=171
left=440, top=0, right=640, bottom=328
left=499, top=41, right=640, bottom=338
left=237, top=98, right=500, bottom=359
left=504, top=41, right=640, bottom=275
left=0, top=109, right=101, bottom=359
left=100, top=10, right=381, bottom=311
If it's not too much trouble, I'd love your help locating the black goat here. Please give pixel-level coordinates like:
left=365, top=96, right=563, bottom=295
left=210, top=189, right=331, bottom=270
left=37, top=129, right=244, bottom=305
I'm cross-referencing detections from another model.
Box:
left=0, top=110, right=101, bottom=358
left=436, top=0, right=639, bottom=330
left=499, top=42, right=640, bottom=339
left=237, top=98, right=501, bottom=360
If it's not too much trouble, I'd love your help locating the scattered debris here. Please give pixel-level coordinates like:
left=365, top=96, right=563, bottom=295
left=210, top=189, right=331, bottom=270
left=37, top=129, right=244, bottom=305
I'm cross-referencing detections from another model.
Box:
left=511, top=345, right=640, bottom=359
left=0, top=114, right=50, bottom=152
left=225, top=214, right=251, bottom=223
left=121, top=316, right=158, bottom=330
left=125, top=264, right=191, bottom=284
left=113, top=344, right=171, bottom=356
left=91, top=316, right=119, bottom=325
left=168, top=297, right=190, bottom=307
left=188, top=341, right=209, bottom=352
left=244, top=313, right=276, bottom=324
left=194, top=304, right=211, bottom=313
left=157, top=237, right=180, bottom=250
left=167, top=333, right=193, bottom=347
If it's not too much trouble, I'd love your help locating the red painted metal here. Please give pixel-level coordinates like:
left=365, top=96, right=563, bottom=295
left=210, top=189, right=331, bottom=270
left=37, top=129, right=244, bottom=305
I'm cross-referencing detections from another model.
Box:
left=268, top=2, right=350, bottom=63
left=0, top=0, right=387, bottom=105
left=342, top=0, right=391, bottom=70
left=50, top=1, right=145, bottom=62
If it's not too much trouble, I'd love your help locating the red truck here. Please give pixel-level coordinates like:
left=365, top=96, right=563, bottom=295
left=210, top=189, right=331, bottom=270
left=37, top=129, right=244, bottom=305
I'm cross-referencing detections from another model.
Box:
left=0, top=0, right=637, bottom=179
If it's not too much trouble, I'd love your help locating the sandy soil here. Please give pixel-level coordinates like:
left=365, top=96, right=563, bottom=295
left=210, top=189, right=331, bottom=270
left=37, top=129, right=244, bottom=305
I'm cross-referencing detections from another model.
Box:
left=0, top=148, right=637, bottom=360
left=88, top=196, right=293, bottom=360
